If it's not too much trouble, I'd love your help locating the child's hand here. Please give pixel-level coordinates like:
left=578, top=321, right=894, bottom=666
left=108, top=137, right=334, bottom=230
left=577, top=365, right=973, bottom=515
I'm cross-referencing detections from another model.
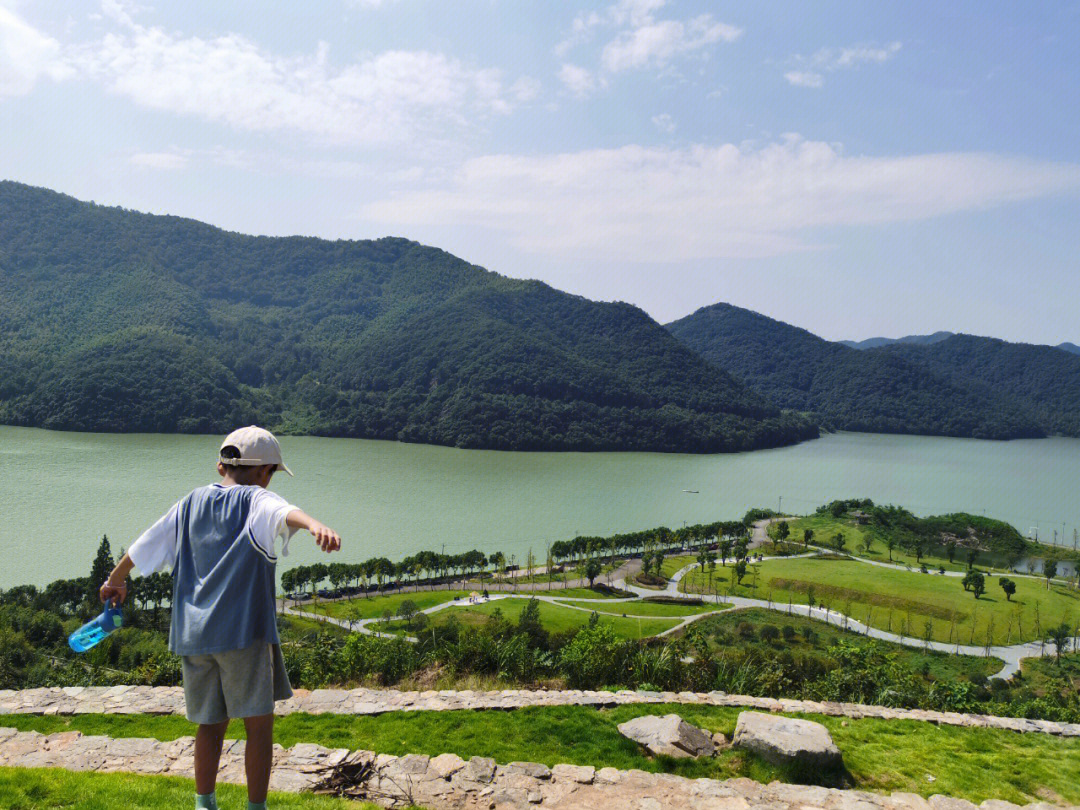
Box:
left=100, top=580, right=127, bottom=606
left=310, top=521, right=341, bottom=553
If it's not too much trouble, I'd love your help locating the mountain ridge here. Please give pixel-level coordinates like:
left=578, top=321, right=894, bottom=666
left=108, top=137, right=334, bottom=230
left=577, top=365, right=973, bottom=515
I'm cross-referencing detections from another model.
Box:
left=667, top=303, right=1079, bottom=440
left=0, top=181, right=816, bottom=453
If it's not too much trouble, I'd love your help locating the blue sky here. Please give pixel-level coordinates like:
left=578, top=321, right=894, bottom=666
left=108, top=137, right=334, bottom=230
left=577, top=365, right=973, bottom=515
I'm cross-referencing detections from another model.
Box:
left=2, top=0, right=1078, bottom=343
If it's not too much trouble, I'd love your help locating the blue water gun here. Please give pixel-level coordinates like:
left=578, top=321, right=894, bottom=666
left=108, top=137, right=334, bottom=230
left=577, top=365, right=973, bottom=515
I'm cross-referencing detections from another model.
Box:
left=68, top=605, right=123, bottom=653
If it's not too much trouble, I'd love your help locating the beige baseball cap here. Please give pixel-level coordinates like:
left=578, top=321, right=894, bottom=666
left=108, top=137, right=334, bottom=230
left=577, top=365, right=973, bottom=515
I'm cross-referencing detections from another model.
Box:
left=219, top=426, right=293, bottom=476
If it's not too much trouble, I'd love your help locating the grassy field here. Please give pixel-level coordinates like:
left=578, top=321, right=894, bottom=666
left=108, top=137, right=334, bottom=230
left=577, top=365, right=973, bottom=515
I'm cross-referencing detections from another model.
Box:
left=376, top=597, right=682, bottom=639
left=6, top=706, right=1080, bottom=804
left=492, top=586, right=628, bottom=599
left=660, top=554, right=696, bottom=579
left=297, top=590, right=471, bottom=622
left=698, top=608, right=1004, bottom=681
left=773, top=515, right=1012, bottom=573
left=0, top=768, right=398, bottom=810
left=555, top=598, right=726, bottom=618
left=680, top=556, right=1080, bottom=645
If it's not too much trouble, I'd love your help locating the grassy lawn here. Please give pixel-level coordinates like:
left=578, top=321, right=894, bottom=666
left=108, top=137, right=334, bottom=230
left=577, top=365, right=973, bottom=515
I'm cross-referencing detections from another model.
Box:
left=555, top=598, right=727, bottom=618
left=297, top=590, right=470, bottom=622
left=680, top=555, right=1080, bottom=645
left=6, top=706, right=1080, bottom=804
left=698, top=608, right=1003, bottom=681
left=660, top=554, right=696, bottom=579
left=1019, top=651, right=1080, bottom=696
left=0, top=767, right=400, bottom=810
left=775, top=515, right=1012, bottom=574
left=385, top=597, right=682, bottom=639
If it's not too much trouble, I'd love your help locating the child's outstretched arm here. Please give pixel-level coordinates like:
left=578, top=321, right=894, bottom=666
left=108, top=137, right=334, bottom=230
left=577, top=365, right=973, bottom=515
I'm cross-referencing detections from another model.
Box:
left=286, top=510, right=342, bottom=553
left=100, top=553, right=135, bottom=606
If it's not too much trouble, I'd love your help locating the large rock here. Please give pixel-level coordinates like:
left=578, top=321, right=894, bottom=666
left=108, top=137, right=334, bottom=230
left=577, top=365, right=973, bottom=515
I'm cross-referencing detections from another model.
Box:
left=617, top=714, right=715, bottom=758
left=733, top=711, right=841, bottom=768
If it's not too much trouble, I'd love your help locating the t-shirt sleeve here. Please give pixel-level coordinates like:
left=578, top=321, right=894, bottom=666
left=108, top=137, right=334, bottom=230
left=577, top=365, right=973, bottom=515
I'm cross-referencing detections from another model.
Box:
left=248, top=488, right=300, bottom=560
left=127, top=501, right=182, bottom=576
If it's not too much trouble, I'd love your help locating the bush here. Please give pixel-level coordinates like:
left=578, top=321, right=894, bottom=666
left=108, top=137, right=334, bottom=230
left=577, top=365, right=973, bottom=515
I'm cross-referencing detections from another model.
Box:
left=760, top=625, right=780, bottom=643
left=736, top=621, right=756, bottom=640
left=781, top=625, right=796, bottom=642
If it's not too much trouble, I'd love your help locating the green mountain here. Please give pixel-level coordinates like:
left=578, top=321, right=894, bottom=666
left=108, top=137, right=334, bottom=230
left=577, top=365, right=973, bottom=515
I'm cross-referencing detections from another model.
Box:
left=666, top=303, right=1050, bottom=440
left=841, top=332, right=953, bottom=350
left=0, top=181, right=816, bottom=452
left=880, top=335, right=1080, bottom=438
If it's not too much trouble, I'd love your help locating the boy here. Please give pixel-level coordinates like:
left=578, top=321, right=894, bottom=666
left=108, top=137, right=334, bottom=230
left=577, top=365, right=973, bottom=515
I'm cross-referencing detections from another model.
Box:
left=100, top=426, right=341, bottom=810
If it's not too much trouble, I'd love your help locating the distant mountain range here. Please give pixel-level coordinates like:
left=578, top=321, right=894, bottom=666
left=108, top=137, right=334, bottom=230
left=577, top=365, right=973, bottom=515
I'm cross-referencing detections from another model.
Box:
left=841, top=332, right=954, bottom=350
left=0, top=181, right=815, bottom=453
left=668, top=304, right=1080, bottom=440
left=843, top=332, right=1079, bottom=357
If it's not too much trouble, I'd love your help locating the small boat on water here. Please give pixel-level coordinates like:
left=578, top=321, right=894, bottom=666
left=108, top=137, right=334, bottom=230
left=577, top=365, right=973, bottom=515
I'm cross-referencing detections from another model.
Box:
left=682, top=489, right=699, bottom=494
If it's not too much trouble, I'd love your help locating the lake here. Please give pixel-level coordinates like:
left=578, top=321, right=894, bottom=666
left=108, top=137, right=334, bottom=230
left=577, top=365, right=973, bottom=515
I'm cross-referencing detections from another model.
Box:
left=1, top=425, right=1078, bottom=588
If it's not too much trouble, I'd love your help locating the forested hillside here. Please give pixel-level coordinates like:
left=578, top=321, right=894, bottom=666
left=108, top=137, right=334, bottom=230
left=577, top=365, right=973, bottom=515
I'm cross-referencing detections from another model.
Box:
left=0, top=182, right=816, bottom=452
left=881, top=335, right=1080, bottom=437
left=666, top=304, right=1056, bottom=440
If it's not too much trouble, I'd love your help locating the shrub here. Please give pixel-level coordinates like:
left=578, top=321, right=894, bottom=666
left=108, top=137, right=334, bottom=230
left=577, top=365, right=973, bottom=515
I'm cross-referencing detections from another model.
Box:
left=781, top=625, right=796, bottom=642
left=760, top=625, right=780, bottom=643
left=736, top=621, right=756, bottom=640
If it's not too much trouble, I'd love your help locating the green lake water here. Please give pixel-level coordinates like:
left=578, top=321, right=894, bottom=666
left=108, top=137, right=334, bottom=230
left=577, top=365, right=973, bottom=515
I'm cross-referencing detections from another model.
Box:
left=2, top=425, right=1078, bottom=587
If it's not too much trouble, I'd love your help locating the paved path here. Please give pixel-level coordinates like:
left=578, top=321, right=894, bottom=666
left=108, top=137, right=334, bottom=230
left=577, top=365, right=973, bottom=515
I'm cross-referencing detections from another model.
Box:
left=289, top=519, right=1077, bottom=680
left=614, top=525, right=1079, bottom=679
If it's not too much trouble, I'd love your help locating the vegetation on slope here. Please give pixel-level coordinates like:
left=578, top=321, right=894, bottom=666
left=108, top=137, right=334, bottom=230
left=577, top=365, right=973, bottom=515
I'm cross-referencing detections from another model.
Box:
left=0, top=182, right=815, bottom=452
left=666, top=303, right=1046, bottom=439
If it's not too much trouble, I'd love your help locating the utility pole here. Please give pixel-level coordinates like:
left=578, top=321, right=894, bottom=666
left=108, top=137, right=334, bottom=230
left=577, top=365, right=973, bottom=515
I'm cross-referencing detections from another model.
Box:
left=778, top=495, right=782, bottom=514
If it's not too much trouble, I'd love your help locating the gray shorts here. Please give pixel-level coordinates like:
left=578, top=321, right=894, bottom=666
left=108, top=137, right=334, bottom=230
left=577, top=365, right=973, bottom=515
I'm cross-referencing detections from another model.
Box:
left=181, top=641, right=293, bottom=725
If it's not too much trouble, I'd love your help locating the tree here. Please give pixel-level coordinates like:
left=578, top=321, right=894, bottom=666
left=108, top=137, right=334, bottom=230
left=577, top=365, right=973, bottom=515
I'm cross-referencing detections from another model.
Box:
left=719, top=539, right=732, bottom=566
left=734, top=559, right=748, bottom=585
left=696, top=549, right=709, bottom=573
left=517, top=598, right=548, bottom=649
left=398, top=599, right=418, bottom=629
left=803, top=528, right=814, bottom=546
left=776, top=521, right=790, bottom=542
left=962, top=571, right=985, bottom=598
left=999, top=577, right=1016, bottom=602
left=886, top=536, right=896, bottom=562
left=861, top=535, right=873, bottom=554
left=584, top=558, right=602, bottom=588
left=833, top=532, right=846, bottom=553
left=1045, top=560, right=1059, bottom=591
left=945, top=541, right=957, bottom=564
left=1047, top=622, right=1072, bottom=661
left=966, top=547, right=979, bottom=570
left=88, top=535, right=115, bottom=608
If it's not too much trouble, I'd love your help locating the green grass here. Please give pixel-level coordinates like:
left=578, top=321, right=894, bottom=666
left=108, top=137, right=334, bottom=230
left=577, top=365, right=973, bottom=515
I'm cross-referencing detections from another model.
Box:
left=554, top=598, right=727, bottom=618
left=6, top=706, right=1080, bottom=804
left=777, top=515, right=1014, bottom=574
left=680, top=555, right=1080, bottom=645
left=0, top=767, right=401, bottom=810
left=699, top=608, right=1003, bottom=681
left=391, top=597, right=682, bottom=639
left=297, top=590, right=470, bottom=622
left=660, top=554, right=696, bottom=579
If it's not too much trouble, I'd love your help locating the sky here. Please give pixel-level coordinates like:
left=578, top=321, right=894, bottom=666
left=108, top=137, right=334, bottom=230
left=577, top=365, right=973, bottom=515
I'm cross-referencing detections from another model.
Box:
left=2, top=0, right=1079, bottom=344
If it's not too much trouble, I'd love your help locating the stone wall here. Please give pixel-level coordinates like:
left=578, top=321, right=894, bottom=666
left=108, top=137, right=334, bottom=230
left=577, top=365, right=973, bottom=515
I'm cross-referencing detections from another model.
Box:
left=1, top=686, right=1077, bottom=738
left=1, top=727, right=1072, bottom=810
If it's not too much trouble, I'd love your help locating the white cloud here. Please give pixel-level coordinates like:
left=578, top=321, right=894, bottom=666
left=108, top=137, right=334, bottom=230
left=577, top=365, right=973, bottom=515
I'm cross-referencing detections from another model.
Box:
left=786, top=41, right=901, bottom=88
left=784, top=70, right=823, bottom=89
left=650, top=112, right=675, bottom=133
left=0, top=6, right=73, bottom=96
left=556, top=1, right=740, bottom=83
left=602, top=14, right=741, bottom=73
left=360, top=136, right=1080, bottom=262
left=559, top=63, right=596, bottom=97
left=2, top=5, right=534, bottom=146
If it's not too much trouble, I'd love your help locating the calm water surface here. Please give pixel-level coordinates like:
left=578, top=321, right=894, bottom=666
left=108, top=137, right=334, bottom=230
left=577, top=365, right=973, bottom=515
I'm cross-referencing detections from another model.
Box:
left=2, top=425, right=1078, bottom=587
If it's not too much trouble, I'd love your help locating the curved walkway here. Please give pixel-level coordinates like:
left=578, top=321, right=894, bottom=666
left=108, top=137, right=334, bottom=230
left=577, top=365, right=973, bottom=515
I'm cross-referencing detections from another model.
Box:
left=616, top=546, right=1078, bottom=680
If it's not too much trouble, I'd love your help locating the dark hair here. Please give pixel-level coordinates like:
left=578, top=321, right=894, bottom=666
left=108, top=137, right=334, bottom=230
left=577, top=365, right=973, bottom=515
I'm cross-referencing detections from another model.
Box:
left=218, top=445, right=272, bottom=484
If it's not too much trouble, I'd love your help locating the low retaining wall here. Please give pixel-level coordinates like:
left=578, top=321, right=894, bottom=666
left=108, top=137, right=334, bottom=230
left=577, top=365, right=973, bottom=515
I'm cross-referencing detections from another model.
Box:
left=1, top=686, right=1077, bottom=737
left=0, top=727, right=1072, bottom=810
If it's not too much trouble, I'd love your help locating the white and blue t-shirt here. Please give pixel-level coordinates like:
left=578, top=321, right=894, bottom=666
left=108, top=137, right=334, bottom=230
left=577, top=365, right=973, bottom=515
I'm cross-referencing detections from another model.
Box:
left=128, top=483, right=298, bottom=656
